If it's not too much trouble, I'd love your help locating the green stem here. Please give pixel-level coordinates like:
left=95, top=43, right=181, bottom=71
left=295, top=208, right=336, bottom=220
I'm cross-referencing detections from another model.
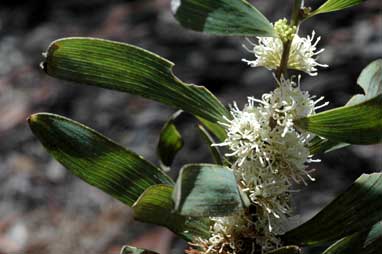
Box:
left=275, top=0, right=304, bottom=80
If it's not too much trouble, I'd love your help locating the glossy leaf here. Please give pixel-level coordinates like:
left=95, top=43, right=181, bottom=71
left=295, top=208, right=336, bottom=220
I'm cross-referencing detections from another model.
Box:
left=283, top=173, right=382, bottom=246
left=28, top=113, right=173, bottom=207
left=157, top=111, right=184, bottom=168
left=132, top=184, right=210, bottom=241
left=120, top=245, right=158, bottom=254
left=43, top=37, right=229, bottom=124
left=197, top=124, right=223, bottom=165
left=173, top=163, right=243, bottom=217
left=171, top=0, right=275, bottom=37
left=295, top=95, right=382, bottom=145
left=309, top=0, right=365, bottom=16
left=322, top=221, right=382, bottom=254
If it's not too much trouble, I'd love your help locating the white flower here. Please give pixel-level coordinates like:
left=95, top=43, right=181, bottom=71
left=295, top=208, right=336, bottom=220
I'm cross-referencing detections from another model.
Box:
left=191, top=77, right=327, bottom=254
left=242, top=31, right=328, bottom=76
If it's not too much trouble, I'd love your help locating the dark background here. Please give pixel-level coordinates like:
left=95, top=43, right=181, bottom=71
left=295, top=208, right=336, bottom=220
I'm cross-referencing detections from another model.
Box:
left=0, top=0, right=381, bottom=253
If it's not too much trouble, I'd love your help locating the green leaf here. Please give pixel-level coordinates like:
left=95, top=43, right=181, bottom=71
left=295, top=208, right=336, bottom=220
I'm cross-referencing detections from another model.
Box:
left=295, top=95, right=382, bottom=145
left=132, top=184, right=210, bottom=241
left=309, top=0, right=365, bottom=16
left=173, top=163, right=243, bottom=217
left=43, top=37, right=229, bottom=124
left=197, top=124, right=223, bottom=165
left=171, top=0, right=275, bottom=37
left=308, top=136, right=349, bottom=155
left=28, top=113, right=173, bottom=207
left=120, top=245, right=158, bottom=254
left=307, top=59, right=382, bottom=153
left=322, top=221, right=382, bottom=254
left=283, top=173, right=382, bottom=246
left=197, top=116, right=227, bottom=142
left=157, top=111, right=184, bottom=168
left=266, top=246, right=301, bottom=254
left=347, top=59, right=382, bottom=106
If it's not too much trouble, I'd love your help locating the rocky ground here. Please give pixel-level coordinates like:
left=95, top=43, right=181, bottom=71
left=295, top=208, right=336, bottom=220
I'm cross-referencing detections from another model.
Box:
left=0, top=0, right=381, bottom=253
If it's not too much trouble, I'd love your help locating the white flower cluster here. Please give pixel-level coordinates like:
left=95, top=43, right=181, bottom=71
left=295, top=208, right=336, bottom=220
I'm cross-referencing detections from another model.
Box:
left=190, top=77, right=327, bottom=254
left=243, top=30, right=328, bottom=76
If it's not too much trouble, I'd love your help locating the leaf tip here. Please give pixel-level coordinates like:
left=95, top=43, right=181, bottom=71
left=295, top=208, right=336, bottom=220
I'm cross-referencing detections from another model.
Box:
left=27, top=113, right=39, bottom=125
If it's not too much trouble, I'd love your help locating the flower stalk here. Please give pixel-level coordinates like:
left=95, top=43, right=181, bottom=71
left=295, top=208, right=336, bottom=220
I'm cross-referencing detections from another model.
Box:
left=276, top=0, right=304, bottom=80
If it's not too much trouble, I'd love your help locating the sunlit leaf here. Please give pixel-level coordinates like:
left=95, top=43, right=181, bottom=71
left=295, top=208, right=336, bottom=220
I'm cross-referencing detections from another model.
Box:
left=28, top=113, right=173, bottom=207
left=171, top=0, right=275, bottom=37
left=43, top=37, right=229, bottom=124
left=309, top=0, right=365, bottom=17
left=295, top=95, right=382, bottom=145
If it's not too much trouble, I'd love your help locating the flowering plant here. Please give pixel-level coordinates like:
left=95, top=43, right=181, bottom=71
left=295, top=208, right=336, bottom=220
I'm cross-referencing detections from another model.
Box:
left=29, top=0, right=382, bottom=254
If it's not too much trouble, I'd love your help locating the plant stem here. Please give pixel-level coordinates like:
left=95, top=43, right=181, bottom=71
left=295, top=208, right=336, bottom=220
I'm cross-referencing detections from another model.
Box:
left=275, top=0, right=304, bottom=80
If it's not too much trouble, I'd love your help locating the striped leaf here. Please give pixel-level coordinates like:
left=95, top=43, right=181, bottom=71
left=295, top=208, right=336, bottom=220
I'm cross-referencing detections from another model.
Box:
left=28, top=113, right=173, bottom=207
left=171, top=0, right=275, bottom=37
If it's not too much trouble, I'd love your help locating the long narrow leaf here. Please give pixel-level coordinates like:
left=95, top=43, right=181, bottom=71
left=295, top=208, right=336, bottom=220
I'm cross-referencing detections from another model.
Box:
left=322, top=221, right=382, bottom=254
left=295, top=95, right=382, bottom=145
left=43, top=37, right=229, bottom=124
left=283, top=173, right=382, bottom=246
left=171, top=0, right=275, bottom=37
left=309, top=0, right=365, bottom=17
left=28, top=113, right=173, bottom=207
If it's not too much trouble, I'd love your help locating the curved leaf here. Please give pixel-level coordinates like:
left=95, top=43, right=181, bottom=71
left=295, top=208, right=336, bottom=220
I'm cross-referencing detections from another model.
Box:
left=307, top=59, right=382, bottom=153
left=197, top=116, right=227, bottom=142
left=309, top=0, right=365, bottom=17
left=347, top=59, right=382, bottom=106
left=132, top=184, right=210, bottom=241
left=173, top=163, right=243, bottom=217
left=28, top=113, right=173, bottom=206
left=157, top=111, right=184, bottom=168
left=283, top=173, right=382, bottom=246
left=171, top=0, right=275, bottom=37
left=43, top=37, right=229, bottom=124
left=197, top=124, right=223, bottom=165
left=295, top=95, right=382, bottom=145
left=322, top=221, right=382, bottom=254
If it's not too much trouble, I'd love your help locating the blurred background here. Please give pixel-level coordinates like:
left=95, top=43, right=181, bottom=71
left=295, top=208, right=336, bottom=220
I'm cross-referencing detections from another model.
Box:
left=0, top=0, right=381, bottom=253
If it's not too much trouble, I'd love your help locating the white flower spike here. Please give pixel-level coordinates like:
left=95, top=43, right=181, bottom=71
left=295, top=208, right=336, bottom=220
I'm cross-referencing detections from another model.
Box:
left=190, top=77, right=328, bottom=254
left=242, top=19, right=328, bottom=76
